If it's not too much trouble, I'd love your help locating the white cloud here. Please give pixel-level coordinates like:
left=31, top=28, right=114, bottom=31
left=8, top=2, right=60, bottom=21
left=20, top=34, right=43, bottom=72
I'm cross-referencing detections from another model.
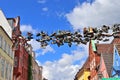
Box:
left=42, top=7, right=48, bottom=12
left=41, top=45, right=55, bottom=55
left=38, top=0, right=46, bottom=4
left=28, top=39, right=40, bottom=51
left=20, top=24, right=37, bottom=34
left=28, top=40, right=55, bottom=56
left=66, top=0, right=120, bottom=30
left=35, top=45, right=55, bottom=57
left=42, top=45, right=88, bottom=80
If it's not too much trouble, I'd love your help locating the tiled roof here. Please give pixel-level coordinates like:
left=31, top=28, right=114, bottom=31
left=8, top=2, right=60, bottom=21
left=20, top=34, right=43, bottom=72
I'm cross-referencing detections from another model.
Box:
left=115, top=44, right=120, bottom=55
left=102, top=53, right=113, bottom=77
left=96, top=43, right=113, bottom=77
left=95, top=37, right=120, bottom=76
left=111, top=38, right=120, bottom=44
left=96, top=44, right=113, bottom=54
left=75, top=38, right=120, bottom=79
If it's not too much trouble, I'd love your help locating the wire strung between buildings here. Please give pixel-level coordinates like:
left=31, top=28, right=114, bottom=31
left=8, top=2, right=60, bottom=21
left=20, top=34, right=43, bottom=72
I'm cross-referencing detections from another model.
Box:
left=25, top=24, right=120, bottom=48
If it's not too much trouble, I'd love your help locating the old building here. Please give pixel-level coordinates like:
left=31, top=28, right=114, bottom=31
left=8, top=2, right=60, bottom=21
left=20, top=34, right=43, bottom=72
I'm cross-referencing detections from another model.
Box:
left=0, top=10, right=14, bottom=80
left=9, top=16, right=29, bottom=80
left=0, top=26, right=14, bottom=80
left=27, top=44, right=43, bottom=80
left=75, top=34, right=120, bottom=80
left=0, top=9, right=43, bottom=80
left=89, top=34, right=120, bottom=79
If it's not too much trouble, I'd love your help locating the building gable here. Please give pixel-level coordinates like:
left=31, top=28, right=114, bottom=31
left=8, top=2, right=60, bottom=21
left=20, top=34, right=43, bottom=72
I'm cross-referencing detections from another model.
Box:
left=98, top=54, right=109, bottom=78
left=111, top=45, right=120, bottom=77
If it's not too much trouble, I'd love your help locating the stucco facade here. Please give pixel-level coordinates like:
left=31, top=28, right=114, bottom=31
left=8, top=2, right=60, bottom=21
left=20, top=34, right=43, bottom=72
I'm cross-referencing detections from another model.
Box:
left=0, top=26, right=14, bottom=80
left=0, top=9, right=12, bottom=38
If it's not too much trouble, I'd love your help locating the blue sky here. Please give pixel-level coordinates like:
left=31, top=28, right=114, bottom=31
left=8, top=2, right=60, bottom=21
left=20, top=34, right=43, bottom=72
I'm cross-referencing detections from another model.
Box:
left=1, top=0, right=120, bottom=80
left=0, top=0, right=86, bottom=61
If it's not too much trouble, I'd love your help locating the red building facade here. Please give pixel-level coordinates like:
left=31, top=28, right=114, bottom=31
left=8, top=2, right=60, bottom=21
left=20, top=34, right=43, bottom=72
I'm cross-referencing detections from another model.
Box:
left=13, top=36, right=29, bottom=80
left=9, top=16, right=29, bottom=80
left=89, top=40, right=100, bottom=80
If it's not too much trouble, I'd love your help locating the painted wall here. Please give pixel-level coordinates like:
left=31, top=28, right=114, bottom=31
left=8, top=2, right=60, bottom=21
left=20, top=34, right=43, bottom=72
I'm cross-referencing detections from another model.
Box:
left=78, top=73, right=84, bottom=80
left=84, top=71, right=90, bottom=80
left=0, top=10, right=12, bottom=38
left=0, top=27, right=14, bottom=80
left=77, top=70, right=90, bottom=80
left=99, top=55, right=109, bottom=78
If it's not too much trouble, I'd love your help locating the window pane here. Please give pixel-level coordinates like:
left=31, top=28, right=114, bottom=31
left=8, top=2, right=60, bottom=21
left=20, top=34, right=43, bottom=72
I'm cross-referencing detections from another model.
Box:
left=9, top=65, right=12, bottom=80
left=5, top=62, right=8, bottom=79
left=4, top=40, right=7, bottom=51
left=14, top=57, right=18, bottom=67
left=8, top=45, right=10, bottom=56
left=10, top=48, right=14, bottom=58
left=6, top=44, right=8, bottom=54
left=1, top=59, right=5, bottom=78
left=2, top=38, right=5, bottom=50
left=0, top=36, right=2, bottom=47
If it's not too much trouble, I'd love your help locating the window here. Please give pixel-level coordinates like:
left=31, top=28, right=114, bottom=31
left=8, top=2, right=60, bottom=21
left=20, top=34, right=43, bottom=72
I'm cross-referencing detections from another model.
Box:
left=0, top=36, right=2, bottom=47
left=10, top=48, right=14, bottom=58
left=93, top=58, right=96, bottom=67
left=90, top=62, right=92, bottom=70
left=1, top=59, right=5, bottom=78
left=2, top=38, right=6, bottom=51
left=6, top=44, right=8, bottom=54
left=8, top=64, right=12, bottom=80
left=5, top=62, right=8, bottom=79
left=4, top=40, right=6, bottom=51
left=14, top=57, right=18, bottom=67
left=8, top=45, right=10, bottom=56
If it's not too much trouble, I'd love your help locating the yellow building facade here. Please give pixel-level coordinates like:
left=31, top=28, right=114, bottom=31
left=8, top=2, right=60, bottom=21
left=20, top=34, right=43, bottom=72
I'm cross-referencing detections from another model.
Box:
left=0, top=26, right=14, bottom=80
left=76, top=69, right=90, bottom=80
left=75, top=58, right=90, bottom=80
